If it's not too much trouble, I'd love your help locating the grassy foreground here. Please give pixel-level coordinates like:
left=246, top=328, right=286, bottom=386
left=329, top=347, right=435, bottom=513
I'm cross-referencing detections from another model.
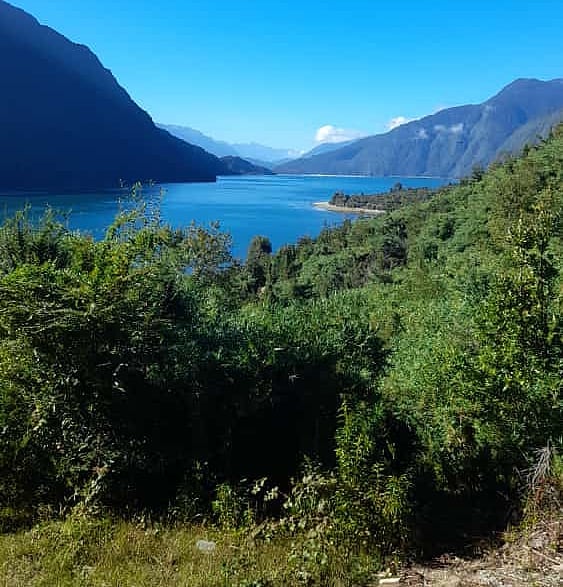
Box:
left=1, top=511, right=560, bottom=587
left=0, top=514, right=384, bottom=587
left=0, top=516, right=289, bottom=587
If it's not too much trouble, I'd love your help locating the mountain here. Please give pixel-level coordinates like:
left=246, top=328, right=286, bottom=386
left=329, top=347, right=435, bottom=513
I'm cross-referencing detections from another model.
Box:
left=220, top=156, right=274, bottom=175
left=231, top=143, right=299, bottom=164
left=299, top=140, right=357, bottom=159
left=495, top=106, right=563, bottom=155
left=0, top=1, right=226, bottom=191
left=160, top=123, right=297, bottom=166
left=157, top=124, right=237, bottom=158
left=276, top=78, right=563, bottom=178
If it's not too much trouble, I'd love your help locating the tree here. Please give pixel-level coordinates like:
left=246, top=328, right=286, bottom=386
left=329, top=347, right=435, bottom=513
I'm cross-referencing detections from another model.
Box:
left=245, top=235, right=272, bottom=294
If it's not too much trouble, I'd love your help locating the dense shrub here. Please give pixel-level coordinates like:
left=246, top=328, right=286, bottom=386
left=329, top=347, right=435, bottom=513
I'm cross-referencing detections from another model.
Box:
left=0, top=127, right=562, bottom=567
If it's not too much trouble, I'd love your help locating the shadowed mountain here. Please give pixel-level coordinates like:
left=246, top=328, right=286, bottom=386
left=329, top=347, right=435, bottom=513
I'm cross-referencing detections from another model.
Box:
left=157, top=126, right=276, bottom=175
left=0, top=1, right=227, bottom=192
left=276, top=79, right=563, bottom=178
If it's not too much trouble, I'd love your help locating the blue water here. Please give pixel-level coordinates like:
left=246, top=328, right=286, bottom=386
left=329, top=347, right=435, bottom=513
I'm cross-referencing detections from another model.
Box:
left=0, top=175, right=448, bottom=259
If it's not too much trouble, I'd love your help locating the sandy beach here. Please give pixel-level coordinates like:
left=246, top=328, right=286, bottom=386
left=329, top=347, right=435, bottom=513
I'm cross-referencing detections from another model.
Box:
left=313, top=201, right=386, bottom=215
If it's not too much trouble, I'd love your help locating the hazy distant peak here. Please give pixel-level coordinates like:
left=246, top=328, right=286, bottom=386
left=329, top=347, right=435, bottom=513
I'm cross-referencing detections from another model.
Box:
left=231, top=143, right=299, bottom=163
left=158, top=124, right=237, bottom=158
left=160, top=123, right=297, bottom=164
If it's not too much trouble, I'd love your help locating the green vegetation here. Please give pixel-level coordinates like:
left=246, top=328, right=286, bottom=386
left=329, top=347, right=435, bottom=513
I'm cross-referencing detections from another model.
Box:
left=0, top=515, right=291, bottom=586
left=328, top=182, right=438, bottom=212
left=1, top=127, right=562, bottom=585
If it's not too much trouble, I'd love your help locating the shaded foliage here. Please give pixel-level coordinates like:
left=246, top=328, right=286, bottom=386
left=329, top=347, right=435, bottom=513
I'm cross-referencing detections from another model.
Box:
left=1, top=126, right=562, bottom=567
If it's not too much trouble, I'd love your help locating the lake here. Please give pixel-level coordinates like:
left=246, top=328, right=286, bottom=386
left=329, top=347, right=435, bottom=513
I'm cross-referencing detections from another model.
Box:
left=0, top=175, right=448, bottom=259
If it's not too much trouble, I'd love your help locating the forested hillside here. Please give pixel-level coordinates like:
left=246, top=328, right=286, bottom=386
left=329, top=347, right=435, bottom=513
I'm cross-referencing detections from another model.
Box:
left=0, top=126, right=561, bottom=585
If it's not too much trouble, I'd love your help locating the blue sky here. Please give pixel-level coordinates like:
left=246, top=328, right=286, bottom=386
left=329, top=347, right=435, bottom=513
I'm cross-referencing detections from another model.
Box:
left=10, top=0, right=563, bottom=151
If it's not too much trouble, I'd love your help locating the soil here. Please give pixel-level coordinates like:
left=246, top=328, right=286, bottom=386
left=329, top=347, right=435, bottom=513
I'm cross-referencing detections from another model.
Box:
left=378, top=517, right=562, bottom=587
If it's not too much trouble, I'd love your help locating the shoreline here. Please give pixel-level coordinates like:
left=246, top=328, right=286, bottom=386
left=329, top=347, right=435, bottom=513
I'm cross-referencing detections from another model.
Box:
left=313, top=201, right=386, bottom=215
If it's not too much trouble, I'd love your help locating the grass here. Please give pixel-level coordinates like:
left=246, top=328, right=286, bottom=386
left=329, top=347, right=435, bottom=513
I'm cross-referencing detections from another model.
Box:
left=0, top=517, right=288, bottom=587
left=3, top=460, right=558, bottom=586
left=0, top=514, right=373, bottom=587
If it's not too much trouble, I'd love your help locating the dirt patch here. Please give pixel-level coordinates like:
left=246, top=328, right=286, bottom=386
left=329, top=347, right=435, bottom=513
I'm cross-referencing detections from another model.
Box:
left=396, top=517, right=562, bottom=587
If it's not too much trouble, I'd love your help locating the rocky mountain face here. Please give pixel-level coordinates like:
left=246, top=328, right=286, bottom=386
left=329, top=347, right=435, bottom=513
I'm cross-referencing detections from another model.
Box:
left=0, top=0, right=226, bottom=191
left=277, top=78, right=563, bottom=178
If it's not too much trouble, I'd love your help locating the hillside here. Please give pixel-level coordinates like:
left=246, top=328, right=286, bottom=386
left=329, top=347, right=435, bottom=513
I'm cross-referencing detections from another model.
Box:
left=300, top=138, right=357, bottom=158
left=277, top=78, right=563, bottom=177
left=0, top=112, right=561, bottom=584
left=219, top=155, right=274, bottom=175
left=0, top=1, right=226, bottom=191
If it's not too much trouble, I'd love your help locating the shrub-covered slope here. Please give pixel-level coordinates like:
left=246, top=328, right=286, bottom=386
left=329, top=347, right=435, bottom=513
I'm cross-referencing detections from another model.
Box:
left=0, top=127, right=561, bottom=575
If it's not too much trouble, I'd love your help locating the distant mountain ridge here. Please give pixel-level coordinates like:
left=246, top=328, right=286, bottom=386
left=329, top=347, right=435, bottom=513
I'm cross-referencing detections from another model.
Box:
left=277, top=78, right=563, bottom=178
left=0, top=0, right=227, bottom=191
left=159, top=124, right=297, bottom=165
left=157, top=124, right=237, bottom=158
left=232, top=142, right=300, bottom=164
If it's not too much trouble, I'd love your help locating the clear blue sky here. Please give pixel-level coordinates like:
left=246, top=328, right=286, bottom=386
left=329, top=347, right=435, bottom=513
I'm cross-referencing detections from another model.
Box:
left=10, top=0, right=563, bottom=151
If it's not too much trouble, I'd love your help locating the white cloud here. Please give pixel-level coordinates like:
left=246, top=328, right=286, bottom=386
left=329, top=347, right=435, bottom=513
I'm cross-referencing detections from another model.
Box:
left=416, top=128, right=429, bottom=139
left=314, top=125, right=367, bottom=144
left=434, top=123, right=464, bottom=135
left=386, top=116, right=414, bottom=131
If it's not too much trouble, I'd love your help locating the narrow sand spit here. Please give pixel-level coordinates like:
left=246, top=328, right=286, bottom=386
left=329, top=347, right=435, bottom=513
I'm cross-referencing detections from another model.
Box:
left=314, top=201, right=386, bottom=215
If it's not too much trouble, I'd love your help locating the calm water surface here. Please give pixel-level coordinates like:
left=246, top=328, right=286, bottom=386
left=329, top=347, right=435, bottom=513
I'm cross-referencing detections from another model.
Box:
left=0, top=175, right=448, bottom=259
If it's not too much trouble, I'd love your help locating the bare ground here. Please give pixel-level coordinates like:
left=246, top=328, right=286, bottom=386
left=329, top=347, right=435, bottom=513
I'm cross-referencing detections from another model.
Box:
left=394, top=517, right=562, bottom=587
